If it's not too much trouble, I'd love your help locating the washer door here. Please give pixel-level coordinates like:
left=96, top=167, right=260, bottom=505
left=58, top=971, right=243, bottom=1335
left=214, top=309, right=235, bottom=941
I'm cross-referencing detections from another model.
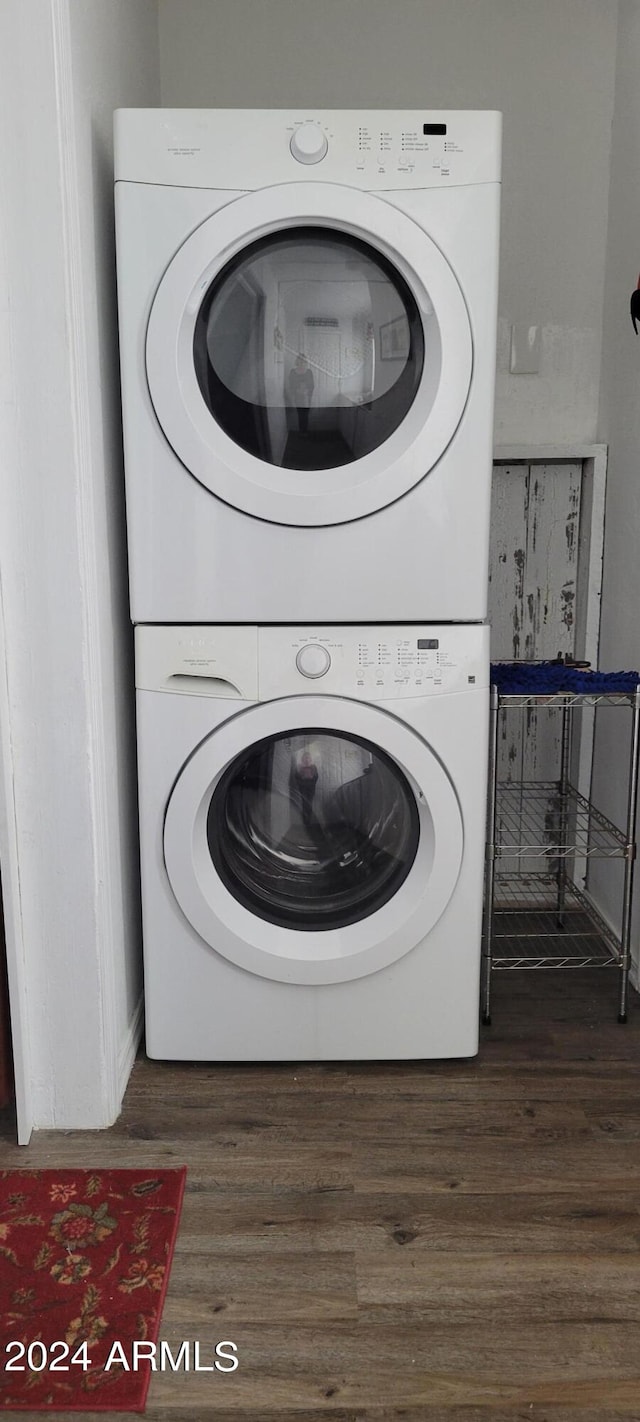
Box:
left=163, top=697, right=463, bottom=984
left=147, top=184, right=472, bottom=526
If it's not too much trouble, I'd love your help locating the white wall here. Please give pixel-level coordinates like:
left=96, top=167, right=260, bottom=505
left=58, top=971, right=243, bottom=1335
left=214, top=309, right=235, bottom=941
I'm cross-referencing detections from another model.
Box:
left=589, top=0, right=640, bottom=973
left=0, top=0, right=159, bottom=1131
left=158, top=0, right=618, bottom=447
left=66, top=0, right=161, bottom=1088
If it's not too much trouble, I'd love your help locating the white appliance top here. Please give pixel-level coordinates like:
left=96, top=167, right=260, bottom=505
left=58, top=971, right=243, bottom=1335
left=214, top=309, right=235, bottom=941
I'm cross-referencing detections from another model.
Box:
left=135, top=624, right=490, bottom=702
left=114, top=109, right=501, bottom=191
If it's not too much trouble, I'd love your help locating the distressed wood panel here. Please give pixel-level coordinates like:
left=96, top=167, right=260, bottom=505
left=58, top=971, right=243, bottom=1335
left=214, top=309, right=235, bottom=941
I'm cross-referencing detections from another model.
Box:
left=521, top=462, right=582, bottom=783
left=489, top=463, right=583, bottom=880
left=489, top=462, right=582, bottom=786
left=488, top=465, right=528, bottom=798
left=488, top=464, right=528, bottom=671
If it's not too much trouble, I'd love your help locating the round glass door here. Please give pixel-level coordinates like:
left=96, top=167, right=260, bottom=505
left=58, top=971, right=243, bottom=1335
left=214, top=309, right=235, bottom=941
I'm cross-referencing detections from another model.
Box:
left=163, top=693, right=464, bottom=984
left=207, top=729, right=420, bottom=930
left=146, top=182, right=473, bottom=526
left=193, top=228, right=425, bottom=471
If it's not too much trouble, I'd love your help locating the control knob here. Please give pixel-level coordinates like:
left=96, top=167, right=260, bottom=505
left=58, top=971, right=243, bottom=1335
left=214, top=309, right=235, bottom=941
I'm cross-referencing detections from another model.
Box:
left=290, top=122, right=328, bottom=165
left=296, top=644, right=331, bottom=678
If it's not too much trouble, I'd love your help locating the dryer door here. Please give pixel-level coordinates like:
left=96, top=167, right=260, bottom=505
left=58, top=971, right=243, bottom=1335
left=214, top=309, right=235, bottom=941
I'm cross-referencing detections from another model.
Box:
left=163, top=696, right=463, bottom=984
left=146, top=184, right=472, bottom=526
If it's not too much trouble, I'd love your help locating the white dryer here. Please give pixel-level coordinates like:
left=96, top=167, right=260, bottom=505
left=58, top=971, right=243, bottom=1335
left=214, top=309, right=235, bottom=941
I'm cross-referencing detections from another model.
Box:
left=136, top=622, right=489, bottom=1060
left=115, top=109, right=501, bottom=624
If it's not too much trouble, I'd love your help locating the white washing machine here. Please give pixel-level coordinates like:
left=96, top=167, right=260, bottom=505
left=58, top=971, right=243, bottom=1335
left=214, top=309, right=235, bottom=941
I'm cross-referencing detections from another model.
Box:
left=136, top=622, right=489, bottom=1060
left=115, top=109, right=501, bottom=624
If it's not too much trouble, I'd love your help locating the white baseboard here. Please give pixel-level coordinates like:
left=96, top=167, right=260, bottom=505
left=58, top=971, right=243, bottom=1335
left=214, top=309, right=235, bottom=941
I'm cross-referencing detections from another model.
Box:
left=116, top=992, right=145, bottom=1113
left=577, top=885, right=639, bottom=997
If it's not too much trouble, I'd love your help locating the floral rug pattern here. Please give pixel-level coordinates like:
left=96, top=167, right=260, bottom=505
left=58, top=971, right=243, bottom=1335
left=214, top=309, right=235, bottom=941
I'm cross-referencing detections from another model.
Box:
left=0, top=1167, right=186, bottom=1411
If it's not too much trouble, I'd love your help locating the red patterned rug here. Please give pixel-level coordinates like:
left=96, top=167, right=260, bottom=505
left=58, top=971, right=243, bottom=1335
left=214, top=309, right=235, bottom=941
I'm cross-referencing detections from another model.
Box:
left=0, top=1167, right=186, bottom=1411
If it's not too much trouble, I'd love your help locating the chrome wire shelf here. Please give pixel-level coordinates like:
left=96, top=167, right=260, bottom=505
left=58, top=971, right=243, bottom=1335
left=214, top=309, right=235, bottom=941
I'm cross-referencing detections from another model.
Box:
left=492, top=875, right=620, bottom=970
left=495, top=781, right=627, bottom=860
left=482, top=683, right=640, bottom=1025
left=496, top=691, right=637, bottom=709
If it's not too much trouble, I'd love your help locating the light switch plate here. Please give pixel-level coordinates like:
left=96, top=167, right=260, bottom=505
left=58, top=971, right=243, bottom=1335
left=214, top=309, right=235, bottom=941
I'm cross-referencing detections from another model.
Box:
left=510, top=323, right=541, bottom=374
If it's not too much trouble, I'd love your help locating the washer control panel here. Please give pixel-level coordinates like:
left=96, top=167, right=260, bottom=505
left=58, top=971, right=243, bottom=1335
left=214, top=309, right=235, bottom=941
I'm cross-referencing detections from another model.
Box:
left=136, top=626, right=489, bottom=702
left=259, top=625, right=489, bottom=701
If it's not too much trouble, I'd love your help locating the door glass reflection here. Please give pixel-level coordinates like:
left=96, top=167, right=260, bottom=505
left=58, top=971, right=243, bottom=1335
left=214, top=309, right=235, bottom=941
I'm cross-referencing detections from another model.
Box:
left=207, top=730, right=420, bottom=930
left=193, top=228, right=433, bottom=470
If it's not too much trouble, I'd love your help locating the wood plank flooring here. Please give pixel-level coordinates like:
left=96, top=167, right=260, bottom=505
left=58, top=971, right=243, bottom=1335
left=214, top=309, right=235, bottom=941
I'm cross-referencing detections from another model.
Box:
left=2, top=969, right=640, bottom=1419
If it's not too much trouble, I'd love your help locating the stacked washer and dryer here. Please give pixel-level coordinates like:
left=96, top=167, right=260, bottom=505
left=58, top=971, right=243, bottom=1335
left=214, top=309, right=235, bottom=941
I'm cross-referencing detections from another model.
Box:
left=114, top=109, right=501, bottom=1061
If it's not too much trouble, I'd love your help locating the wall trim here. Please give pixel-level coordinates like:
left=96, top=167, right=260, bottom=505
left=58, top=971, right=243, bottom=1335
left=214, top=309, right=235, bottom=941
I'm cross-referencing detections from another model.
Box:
left=51, top=0, right=122, bottom=1122
left=495, top=443, right=608, bottom=462
left=117, top=993, right=144, bottom=1114
left=0, top=577, right=32, bottom=1143
left=579, top=884, right=639, bottom=999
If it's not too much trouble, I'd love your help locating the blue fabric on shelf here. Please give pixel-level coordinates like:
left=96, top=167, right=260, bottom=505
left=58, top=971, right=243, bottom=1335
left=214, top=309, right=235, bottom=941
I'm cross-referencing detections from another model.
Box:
left=491, top=662, right=640, bottom=694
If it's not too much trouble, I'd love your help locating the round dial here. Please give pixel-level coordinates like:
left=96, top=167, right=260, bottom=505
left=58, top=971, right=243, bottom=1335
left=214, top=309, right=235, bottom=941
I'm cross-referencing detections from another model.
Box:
left=295, top=644, right=332, bottom=678
left=290, top=123, right=328, bottom=165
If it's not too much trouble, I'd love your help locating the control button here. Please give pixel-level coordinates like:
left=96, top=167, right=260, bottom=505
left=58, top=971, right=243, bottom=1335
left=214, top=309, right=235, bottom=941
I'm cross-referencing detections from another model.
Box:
left=290, top=123, right=328, bottom=165
left=296, top=644, right=332, bottom=678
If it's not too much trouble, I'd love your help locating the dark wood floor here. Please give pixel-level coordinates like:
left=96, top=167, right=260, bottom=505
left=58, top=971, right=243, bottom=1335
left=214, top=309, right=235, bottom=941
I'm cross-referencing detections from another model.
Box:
left=2, top=969, right=640, bottom=1419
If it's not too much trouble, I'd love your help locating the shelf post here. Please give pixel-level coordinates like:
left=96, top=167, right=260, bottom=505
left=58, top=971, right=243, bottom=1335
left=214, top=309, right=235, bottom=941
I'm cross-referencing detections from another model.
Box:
left=556, top=695, right=572, bottom=929
left=481, top=684, right=500, bottom=1026
left=618, top=687, right=640, bottom=1023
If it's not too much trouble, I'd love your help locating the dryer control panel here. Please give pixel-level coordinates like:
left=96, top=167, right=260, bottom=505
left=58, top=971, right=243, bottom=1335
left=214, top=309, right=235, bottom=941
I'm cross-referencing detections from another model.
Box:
left=259, top=624, right=489, bottom=701
left=115, top=109, right=502, bottom=191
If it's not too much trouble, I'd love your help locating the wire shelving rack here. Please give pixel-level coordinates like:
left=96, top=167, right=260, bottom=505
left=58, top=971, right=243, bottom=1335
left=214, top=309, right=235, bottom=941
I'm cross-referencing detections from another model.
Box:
left=482, top=685, right=640, bottom=1025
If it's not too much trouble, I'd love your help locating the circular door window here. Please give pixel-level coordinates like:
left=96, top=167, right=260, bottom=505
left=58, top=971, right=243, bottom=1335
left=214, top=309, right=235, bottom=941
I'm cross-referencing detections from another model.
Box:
left=163, top=695, right=464, bottom=985
left=193, top=228, right=425, bottom=471
left=146, top=182, right=473, bottom=526
left=207, top=728, right=420, bottom=930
